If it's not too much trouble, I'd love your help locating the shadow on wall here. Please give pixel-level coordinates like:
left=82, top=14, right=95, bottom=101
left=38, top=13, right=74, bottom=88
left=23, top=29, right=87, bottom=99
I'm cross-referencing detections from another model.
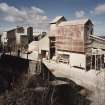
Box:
left=0, top=54, right=29, bottom=93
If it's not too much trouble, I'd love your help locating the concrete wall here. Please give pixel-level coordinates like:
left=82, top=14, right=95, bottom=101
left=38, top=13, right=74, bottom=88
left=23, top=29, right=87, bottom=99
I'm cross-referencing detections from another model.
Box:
left=16, top=33, right=21, bottom=45
left=20, top=35, right=28, bottom=49
left=7, top=29, right=16, bottom=51
left=28, top=36, right=49, bottom=53
left=39, top=35, right=49, bottom=53
left=70, top=53, right=86, bottom=68
left=1, top=32, right=7, bottom=45
left=15, top=27, right=30, bottom=45
left=50, top=24, right=57, bottom=37
left=57, top=51, right=86, bottom=69
left=28, top=41, right=38, bottom=52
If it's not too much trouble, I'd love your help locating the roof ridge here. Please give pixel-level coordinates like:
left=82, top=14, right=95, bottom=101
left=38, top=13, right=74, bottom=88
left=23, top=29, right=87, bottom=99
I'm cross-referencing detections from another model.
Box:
left=58, top=18, right=91, bottom=26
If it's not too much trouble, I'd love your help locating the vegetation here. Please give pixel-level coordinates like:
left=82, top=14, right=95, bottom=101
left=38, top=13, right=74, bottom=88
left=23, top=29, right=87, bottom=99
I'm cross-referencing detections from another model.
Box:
left=0, top=55, right=91, bottom=105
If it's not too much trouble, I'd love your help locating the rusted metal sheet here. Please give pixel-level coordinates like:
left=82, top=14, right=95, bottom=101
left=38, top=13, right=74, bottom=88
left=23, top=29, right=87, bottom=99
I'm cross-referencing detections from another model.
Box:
left=55, top=25, right=85, bottom=53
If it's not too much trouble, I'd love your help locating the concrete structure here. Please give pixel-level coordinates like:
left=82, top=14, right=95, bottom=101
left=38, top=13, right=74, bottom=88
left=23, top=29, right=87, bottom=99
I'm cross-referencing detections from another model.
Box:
left=39, top=35, right=49, bottom=58
left=7, top=26, right=33, bottom=52
left=33, top=32, right=47, bottom=41
left=1, top=32, right=7, bottom=46
left=86, top=35, right=105, bottom=70
left=0, top=33, right=1, bottom=44
left=0, top=32, right=8, bottom=52
left=28, top=41, right=38, bottom=52
left=49, top=16, right=66, bottom=59
left=50, top=16, right=105, bottom=70
left=0, top=34, right=1, bottom=50
left=49, top=36, right=55, bottom=59
left=28, top=35, right=49, bottom=59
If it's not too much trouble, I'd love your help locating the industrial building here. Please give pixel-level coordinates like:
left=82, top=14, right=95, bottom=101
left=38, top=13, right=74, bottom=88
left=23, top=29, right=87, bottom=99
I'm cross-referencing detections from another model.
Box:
left=7, top=26, right=33, bottom=52
left=0, top=33, right=1, bottom=45
left=28, top=35, right=49, bottom=59
left=50, top=16, right=105, bottom=70
left=0, top=32, right=8, bottom=52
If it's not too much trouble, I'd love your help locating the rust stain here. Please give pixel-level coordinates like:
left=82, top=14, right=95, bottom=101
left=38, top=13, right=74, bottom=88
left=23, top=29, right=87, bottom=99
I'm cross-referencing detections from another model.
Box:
left=55, top=25, right=85, bottom=53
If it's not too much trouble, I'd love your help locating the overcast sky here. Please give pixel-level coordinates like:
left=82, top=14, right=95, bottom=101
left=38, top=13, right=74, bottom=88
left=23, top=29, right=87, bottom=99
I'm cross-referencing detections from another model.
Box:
left=0, top=0, right=105, bottom=35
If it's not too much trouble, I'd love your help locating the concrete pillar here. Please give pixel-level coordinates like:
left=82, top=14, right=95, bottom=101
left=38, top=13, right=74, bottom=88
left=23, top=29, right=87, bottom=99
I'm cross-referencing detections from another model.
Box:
left=100, top=55, right=101, bottom=70
left=90, top=55, right=92, bottom=70
left=95, top=54, right=96, bottom=70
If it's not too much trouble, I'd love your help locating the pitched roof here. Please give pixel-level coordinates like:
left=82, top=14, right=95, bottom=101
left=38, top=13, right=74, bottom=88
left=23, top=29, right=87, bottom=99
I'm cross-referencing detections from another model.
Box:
left=58, top=18, right=92, bottom=26
left=98, top=36, right=105, bottom=39
left=50, top=16, right=66, bottom=24
left=90, top=35, right=105, bottom=41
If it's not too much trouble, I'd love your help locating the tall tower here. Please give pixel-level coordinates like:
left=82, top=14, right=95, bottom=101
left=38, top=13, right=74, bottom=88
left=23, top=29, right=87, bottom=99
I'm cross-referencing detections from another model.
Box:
left=27, top=27, right=33, bottom=43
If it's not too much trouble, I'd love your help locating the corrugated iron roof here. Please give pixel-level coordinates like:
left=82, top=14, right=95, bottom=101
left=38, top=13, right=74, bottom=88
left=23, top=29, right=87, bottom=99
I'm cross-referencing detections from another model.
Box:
left=90, top=35, right=105, bottom=41
left=50, top=16, right=65, bottom=24
left=58, top=18, right=91, bottom=26
left=98, top=36, right=105, bottom=39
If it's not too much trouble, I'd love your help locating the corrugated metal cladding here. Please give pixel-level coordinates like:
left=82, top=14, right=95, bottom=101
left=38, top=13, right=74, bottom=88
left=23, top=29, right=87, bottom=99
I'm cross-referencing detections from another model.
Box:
left=55, top=25, right=85, bottom=53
